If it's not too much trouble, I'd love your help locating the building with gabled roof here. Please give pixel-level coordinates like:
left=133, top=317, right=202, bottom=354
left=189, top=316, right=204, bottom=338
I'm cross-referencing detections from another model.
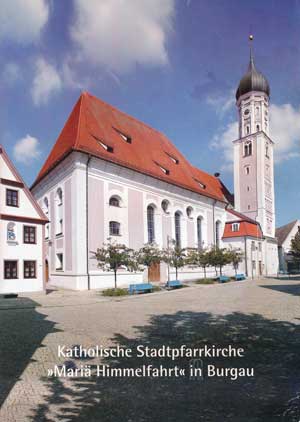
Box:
left=30, top=42, right=279, bottom=289
left=0, top=146, right=48, bottom=293
left=276, top=220, right=300, bottom=273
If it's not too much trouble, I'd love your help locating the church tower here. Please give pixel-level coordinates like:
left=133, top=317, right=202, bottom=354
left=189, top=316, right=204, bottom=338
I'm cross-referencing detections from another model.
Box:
left=233, top=36, right=275, bottom=238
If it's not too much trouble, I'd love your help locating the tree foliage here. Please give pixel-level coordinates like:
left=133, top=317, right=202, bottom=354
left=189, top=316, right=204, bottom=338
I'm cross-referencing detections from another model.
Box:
left=162, top=246, right=186, bottom=280
left=291, top=227, right=300, bottom=261
left=94, top=241, right=138, bottom=289
left=137, top=243, right=162, bottom=281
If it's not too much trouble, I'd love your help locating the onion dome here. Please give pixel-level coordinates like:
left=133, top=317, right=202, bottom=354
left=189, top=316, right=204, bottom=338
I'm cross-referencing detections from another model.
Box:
left=236, top=46, right=270, bottom=101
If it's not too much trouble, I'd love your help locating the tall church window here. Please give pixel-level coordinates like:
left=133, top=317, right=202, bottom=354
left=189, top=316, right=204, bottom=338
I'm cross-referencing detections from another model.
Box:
left=265, top=144, right=269, bottom=158
left=197, top=216, right=203, bottom=249
left=215, top=221, right=221, bottom=248
left=147, top=205, right=155, bottom=243
left=43, top=197, right=50, bottom=239
left=55, top=188, right=63, bottom=236
left=175, top=212, right=181, bottom=248
left=256, top=124, right=260, bottom=132
left=246, top=126, right=250, bottom=135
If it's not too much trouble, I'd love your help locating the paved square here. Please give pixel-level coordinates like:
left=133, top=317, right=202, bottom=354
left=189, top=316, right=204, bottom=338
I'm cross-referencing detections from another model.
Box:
left=1, top=278, right=300, bottom=421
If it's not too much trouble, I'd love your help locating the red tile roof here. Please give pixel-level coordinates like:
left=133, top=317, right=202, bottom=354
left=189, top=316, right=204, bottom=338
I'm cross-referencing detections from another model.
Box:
left=32, top=92, right=229, bottom=202
left=223, top=209, right=262, bottom=239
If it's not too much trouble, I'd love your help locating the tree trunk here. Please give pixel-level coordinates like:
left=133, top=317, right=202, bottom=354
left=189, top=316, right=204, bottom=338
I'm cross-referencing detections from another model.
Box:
left=204, top=266, right=207, bottom=279
left=114, top=270, right=117, bottom=290
left=234, top=266, right=237, bottom=276
left=175, top=266, right=178, bottom=280
left=215, top=266, right=218, bottom=276
left=219, top=265, right=222, bottom=276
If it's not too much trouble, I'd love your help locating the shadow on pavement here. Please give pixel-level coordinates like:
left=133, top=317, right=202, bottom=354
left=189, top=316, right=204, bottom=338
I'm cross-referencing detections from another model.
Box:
left=29, top=311, right=300, bottom=422
left=261, top=284, right=300, bottom=297
left=0, top=297, right=59, bottom=409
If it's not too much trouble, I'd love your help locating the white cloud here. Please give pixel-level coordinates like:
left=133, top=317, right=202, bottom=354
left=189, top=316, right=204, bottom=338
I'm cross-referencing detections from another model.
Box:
left=211, top=103, right=300, bottom=171
left=269, top=103, right=300, bottom=162
left=13, top=135, right=41, bottom=164
left=31, top=58, right=62, bottom=105
left=206, top=90, right=235, bottom=117
left=70, top=0, right=175, bottom=73
left=0, top=0, right=49, bottom=44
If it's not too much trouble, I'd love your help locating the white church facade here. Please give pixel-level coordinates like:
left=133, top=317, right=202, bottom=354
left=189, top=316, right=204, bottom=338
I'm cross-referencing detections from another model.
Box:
left=30, top=46, right=279, bottom=290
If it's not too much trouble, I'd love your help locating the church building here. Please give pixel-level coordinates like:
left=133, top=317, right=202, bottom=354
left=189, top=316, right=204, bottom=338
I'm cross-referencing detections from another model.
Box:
left=30, top=45, right=279, bottom=290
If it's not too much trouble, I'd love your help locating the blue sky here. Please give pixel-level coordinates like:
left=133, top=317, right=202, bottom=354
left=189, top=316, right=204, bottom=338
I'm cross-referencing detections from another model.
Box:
left=1, top=0, right=300, bottom=227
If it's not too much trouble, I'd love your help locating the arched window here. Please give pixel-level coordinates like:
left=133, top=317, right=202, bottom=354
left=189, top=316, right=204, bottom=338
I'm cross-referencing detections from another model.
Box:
left=147, top=205, right=155, bottom=243
left=197, top=217, right=203, bottom=249
left=55, top=188, right=63, bottom=235
left=246, top=125, right=250, bottom=135
left=215, top=220, right=221, bottom=248
left=256, top=124, right=260, bottom=132
left=109, top=196, right=120, bottom=207
left=43, top=197, right=50, bottom=239
left=175, top=212, right=181, bottom=248
left=109, top=221, right=120, bottom=236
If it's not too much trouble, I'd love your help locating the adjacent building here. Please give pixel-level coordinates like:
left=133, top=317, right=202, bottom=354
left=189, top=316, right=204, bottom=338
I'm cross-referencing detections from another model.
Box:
left=0, top=146, right=47, bottom=293
left=30, top=45, right=278, bottom=289
left=276, top=220, right=300, bottom=273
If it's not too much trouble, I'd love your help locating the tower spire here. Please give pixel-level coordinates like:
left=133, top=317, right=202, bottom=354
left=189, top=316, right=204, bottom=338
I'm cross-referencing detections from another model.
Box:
left=249, top=34, right=254, bottom=68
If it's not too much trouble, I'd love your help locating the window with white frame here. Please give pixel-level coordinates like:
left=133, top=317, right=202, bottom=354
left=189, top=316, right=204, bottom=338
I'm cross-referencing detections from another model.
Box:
left=147, top=205, right=155, bottom=243
left=55, top=188, right=63, bottom=236
left=109, top=221, right=121, bottom=236
left=232, top=223, right=240, bottom=232
left=215, top=220, right=221, bottom=248
left=56, top=253, right=63, bottom=271
left=43, top=197, right=50, bottom=239
left=197, top=216, right=203, bottom=249
left=109, top=196, right=121, bottom=207
left=175, top=211, right=181, bottom=248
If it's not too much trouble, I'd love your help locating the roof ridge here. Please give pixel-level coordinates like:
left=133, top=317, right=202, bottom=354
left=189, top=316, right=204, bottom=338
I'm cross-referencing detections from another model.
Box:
left=84, top=91, right=167, bottom=138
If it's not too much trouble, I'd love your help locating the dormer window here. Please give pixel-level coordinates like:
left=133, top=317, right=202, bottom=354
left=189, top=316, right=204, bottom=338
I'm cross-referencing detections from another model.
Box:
left=193, top=178, right=206, bottom=189
left=165, top=152, right=179, bottom=164
left=99, top=140, right=113, bottom=153
left=113, top=127, right=132, bottom=144
left=232, top=223, right=240, bottom=232
left=154, top=161, right=169, bottom=175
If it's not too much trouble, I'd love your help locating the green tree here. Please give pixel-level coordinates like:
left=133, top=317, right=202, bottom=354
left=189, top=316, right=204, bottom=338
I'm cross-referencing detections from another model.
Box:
left=137, top=243, right=162, bottom=281
left=162, top=246, right=186, bottom=280
left=94, top=241, right=138, bottom=289
left=187, top=248, right=210, bottom=279
left=291, top=227, right=300, bottom=267
left=208, top=248, right=232, bottom=276
left=227, top=248, right=244, bottom=276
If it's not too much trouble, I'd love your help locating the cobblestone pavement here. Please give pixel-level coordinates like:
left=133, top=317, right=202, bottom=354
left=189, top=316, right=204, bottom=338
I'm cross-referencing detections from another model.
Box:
left=1, top=278, right=300, bottom=421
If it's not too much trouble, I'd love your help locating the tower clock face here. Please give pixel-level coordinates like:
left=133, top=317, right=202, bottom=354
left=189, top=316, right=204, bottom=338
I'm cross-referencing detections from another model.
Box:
left=244, top=109, right=250, bottom=116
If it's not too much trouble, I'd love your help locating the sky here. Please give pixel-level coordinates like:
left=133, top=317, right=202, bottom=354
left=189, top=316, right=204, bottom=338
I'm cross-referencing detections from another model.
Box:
left=0, top=0, right=300, bottom=227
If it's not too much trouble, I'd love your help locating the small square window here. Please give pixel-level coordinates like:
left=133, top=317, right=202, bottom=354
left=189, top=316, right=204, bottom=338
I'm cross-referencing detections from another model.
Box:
left=6, top=189, right=18, bottom=207
left=232, top=223, right=239, bottom=232
left=24, top=261, right=36, bottom=279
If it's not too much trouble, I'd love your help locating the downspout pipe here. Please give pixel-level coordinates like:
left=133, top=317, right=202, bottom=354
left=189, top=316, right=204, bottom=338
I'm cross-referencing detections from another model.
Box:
left=244, top=236, right=248, bottom=276
left=86, top=155, right=92, bottom=290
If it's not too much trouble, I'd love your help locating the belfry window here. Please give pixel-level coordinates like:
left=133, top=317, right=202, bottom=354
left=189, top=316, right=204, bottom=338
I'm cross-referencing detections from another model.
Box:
left=244, top=142, right=252, bottom=157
